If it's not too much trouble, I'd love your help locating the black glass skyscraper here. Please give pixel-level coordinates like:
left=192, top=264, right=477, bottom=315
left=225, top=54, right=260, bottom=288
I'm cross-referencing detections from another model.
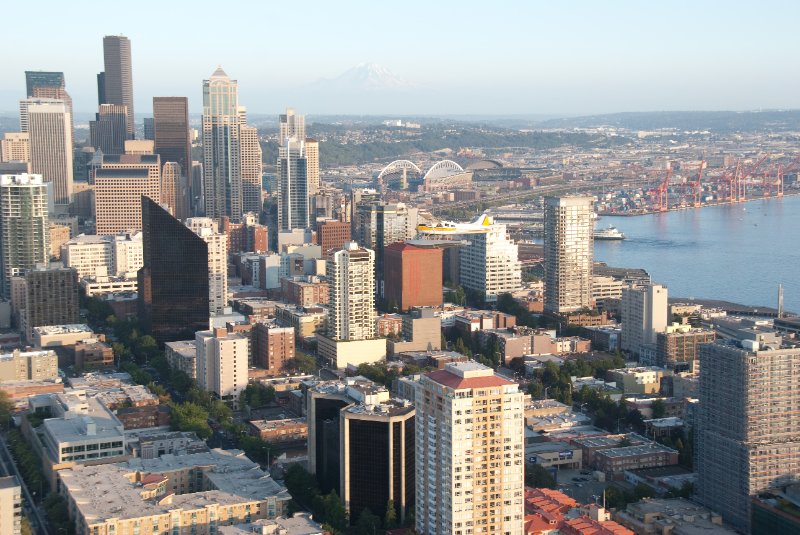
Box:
left=138, top=196, right=209, bottom=343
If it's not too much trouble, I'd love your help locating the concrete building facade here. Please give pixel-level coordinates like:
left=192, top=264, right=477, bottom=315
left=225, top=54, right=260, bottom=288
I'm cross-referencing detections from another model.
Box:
left=196, top=327, right=249, bottom=407
left=621, top=283, right=668, bottom=359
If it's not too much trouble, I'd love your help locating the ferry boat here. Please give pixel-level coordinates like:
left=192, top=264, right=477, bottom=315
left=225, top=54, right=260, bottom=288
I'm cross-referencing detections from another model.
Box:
left=593, top=225, right=626, bottom=240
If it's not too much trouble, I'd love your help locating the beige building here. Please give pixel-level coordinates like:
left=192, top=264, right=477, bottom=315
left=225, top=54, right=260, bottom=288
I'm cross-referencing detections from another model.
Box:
left=196, top=328, right=249, bottom=407
left=93, top=154, right=161, bottom=234
left=58, top=449, right=290, bottom=535
left=186, top=218, right=228, bottom=315
left=305, top=138, right=320, bottom=195
left=0, top=349, right=58, bottom=382
left=544, top=196, right=594, bottom=314
left=0, top=476, right=22, bottom=535
left=32, top=324, right=94, bottom=349
left=25, top=98, right=73, bottom=206
left=61, top=233, right=143, bottom=278
left=387, top=307, right=442, bottom=355
left=326, top=242, right=375, bottom=341
left=622, top=283, right=668, bottom=358
left=608, top=367, right=667, bottom=395
left=124, top=139, right=154, bottom=154
left=0, top=132, right=30, bottom=163
left=415, top=361, right=525, bottom=535
left=160, top=161, right=190, bottom=219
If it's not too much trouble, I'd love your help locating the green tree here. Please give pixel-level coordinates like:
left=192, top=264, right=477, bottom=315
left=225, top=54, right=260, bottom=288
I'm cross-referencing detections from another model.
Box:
left=651, top=399, right=666, bottom=419
left=170, top=402, right=212, bottom=438
left=322, top=490, right=347, bottom=531
left=284, top=464, right=319, bottom=507
left=355, top=507, right=380, bottom=535
left=0, top=389, right=13, bottom=428
left=209, top=400, right=232, bottom=424
left=525, top=464, right=557, bottom=489
left=384, top=499, right=398, bottom=529
left=527, top=380, right=544, bottom=399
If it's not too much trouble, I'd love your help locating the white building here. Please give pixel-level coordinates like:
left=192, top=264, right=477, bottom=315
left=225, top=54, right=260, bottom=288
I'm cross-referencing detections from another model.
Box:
left=61, top=232, right=143, bottom=278
left=544, top=196, right=594, bottom=314
left=415, top=362, right=525, bottom=535
left=622, top=283, right=668, bottom=358
left=185, top=218, right=228, bottom=315
left=24, top=98, right=73, bottom=206
left=458, top=217, right=521, bottom=302
left=195, top=328, right=249, bottom=407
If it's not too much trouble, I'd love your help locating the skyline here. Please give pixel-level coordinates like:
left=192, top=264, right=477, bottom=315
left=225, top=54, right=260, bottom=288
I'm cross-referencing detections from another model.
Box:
left=2, top=1, right=799, bottom=116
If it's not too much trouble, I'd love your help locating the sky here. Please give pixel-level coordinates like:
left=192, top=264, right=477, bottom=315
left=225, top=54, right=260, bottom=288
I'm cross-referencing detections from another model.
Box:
left=2, top=0, right=799, bottom=117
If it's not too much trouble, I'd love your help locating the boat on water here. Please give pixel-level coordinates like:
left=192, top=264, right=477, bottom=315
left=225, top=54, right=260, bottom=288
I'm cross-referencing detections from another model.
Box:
left=594, top=225, right=626, bottom=240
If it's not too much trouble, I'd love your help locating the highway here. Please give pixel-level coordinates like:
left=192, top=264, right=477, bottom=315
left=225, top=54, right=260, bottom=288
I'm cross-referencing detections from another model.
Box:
left=0, top=433, right=51, bottom=535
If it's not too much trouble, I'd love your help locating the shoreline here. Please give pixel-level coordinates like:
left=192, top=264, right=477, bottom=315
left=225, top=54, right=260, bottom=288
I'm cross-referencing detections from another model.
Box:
left=599, top=190, right=800, bottom=217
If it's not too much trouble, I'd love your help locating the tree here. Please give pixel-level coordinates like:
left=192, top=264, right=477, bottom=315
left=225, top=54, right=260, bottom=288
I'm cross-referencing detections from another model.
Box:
left=170, top=402, right=212, bottom=438
left=527, top=380, right=544, bottom=399
left=525, top=464, right=557, bottom=489
left=209, top=400, right=232, bottom=424
left=384, top=499, right=398, bottom=530
left=651, top=399, right=666, bottom=419
left=322, top=490, right=347, bottom=531
left=0, top=389, right=13, bottom=428
left=355, top=507, right=380, bottom=535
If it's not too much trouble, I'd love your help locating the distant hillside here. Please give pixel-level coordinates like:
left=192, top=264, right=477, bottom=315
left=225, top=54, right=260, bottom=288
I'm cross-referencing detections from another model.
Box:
left=537, top=110, right=800, bottom=132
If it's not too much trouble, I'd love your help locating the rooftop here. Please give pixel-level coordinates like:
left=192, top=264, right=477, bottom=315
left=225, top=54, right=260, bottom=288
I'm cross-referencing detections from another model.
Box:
left=33, top=324, right=93, bottom=335
left=60, top=449, right=289, bottom=525
left=597, top=442, right=677, bottom=459
left=43, top=397, right=124, bottom=445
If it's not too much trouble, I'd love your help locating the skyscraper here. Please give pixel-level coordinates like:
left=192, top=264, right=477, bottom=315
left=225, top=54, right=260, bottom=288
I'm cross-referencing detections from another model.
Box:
left=327, top=242, right=375, bottom=341
left=23, top=265, right=80, bottom=342
left=415, top=361, right=525, bottom=535
left=305, top=138, right=320, bottom=196
left=160, top=161, right=190, bottom=220
left=202, top=67, right=242, bottom=221
left=543, top=196, right=594, bottom=314
left=277, top=139, right=309, bottom=231
left=102, top=35, right=134, bottom=138
left=89, top=104, right=128, bottom=155
left=696, top=338, right=800, bottom=532
left=25, top=98, right=73, bottom=206
left=621, top=283, right=668, bottom=358
left=279, top=108, right=305, bottom=142
left=152, top=97, right=191, bottom=180
left=0, top=174, right=49, bottom=298
left=138, top=197, right=210, bottom=343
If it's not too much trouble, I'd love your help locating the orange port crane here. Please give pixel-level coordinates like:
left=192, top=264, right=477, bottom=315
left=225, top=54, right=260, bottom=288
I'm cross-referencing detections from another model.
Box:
left=690, top=161, right=705, bottom=207
left=650, top=168, right=672, bottom=212
left=736, top=154, right=768, bottom=202
left=776, top=157, right=800, bottom=197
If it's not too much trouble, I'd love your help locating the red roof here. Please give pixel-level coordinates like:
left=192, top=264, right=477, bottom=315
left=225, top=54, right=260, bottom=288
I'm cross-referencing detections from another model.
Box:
left=525, top=513, right=559, bottom=534
left=427, top=369, right=514, bottom=389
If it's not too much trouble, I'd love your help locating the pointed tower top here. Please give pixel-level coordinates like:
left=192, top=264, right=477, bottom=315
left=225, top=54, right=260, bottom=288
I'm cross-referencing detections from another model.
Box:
left=210, top=65, right=228, bottom=78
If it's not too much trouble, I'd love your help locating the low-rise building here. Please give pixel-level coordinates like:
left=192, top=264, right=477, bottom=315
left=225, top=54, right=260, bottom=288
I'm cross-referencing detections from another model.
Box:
left=594, top=443, right=678, bottom=479
left=281, top=276, right=329, bottom=308
left=0, top=349, right=58, bottom=382
left=525, top=442, right=582, bottom=470
left=126, top=429, right=209, bottom=459
left=32, top=324, right=94, bottom=349
left=218, top=514, right=329, bottom=535
left=72, top=339, right=114, bottom=369
left=375, top=313, right=403, bottom=337
left=581, top=325, right=622, bottom=353
left=248, top=418, right=308, bottom=443
left=252, top=323, right=296, bottom=375
left=80, top=274, right=138, bottom=296
left=387, top=307, right=442, bottom=355
left=164, top=340, right=197, bottom=379
left=623, top=466, right=695, bottom=496
left=653, top=324, right=715, bottom=370
left=276, top=305, right=327, bottom=342
left=607, top=367, right=668, bottom=395
left=615, top=498, right=736, bottom=535
left=58, top=449, right=290, bottom=534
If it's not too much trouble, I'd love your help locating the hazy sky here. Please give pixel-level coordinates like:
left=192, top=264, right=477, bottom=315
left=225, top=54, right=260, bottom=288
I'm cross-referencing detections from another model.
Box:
left=3, top=0, right=799, bottom=116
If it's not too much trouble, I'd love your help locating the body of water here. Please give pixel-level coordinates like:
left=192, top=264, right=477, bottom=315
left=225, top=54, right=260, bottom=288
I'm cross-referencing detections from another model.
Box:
left=593, top=195, right=800, bottom=313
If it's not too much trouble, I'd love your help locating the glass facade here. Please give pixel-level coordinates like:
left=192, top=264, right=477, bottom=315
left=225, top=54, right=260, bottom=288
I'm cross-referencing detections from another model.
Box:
left=138, top=197, right=210, bottom=343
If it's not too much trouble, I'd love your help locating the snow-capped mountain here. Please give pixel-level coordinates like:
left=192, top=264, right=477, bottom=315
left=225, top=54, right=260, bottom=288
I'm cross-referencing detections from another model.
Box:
left=311, top=63, right=415, bottom=91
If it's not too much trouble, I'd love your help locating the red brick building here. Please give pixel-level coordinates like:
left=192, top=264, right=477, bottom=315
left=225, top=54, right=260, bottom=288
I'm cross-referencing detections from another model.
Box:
left=383, top=243, right=443, bottom=311
left=116, top=405, right=171, bottom=429
left=222, top=217, right=269, bottom=254
left=252, top=323, right=296, bottom=374
left=317, top=220, right=351, bottom=254
left=281, top=276, right=329, bottom=307
left=376, top=313, right=403, bottom=337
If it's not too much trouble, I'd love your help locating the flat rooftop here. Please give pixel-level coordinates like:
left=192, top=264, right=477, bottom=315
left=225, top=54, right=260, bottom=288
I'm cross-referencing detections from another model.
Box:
left=33, top=324, right=93, bottom=335
left=60, top=449, right=289, bottom=525
left=43, top=397, right=124, bottom=444
left=597, top=443, right=677, bottom=459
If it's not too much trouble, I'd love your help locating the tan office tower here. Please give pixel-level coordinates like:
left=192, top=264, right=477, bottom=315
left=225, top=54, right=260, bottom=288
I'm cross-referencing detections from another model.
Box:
left=25, top=71, right=73, bottom=145
left=102, top=35, right=134, bottom=138
left=93, top=154, right=161, bottom=234
left=240, top=123, right=263, bottom=214
left=543, top=196, right=594, bottom=314
left=327, top=242, right=375, bottom=341
left=305, top=138, right=320, bottom=195
left=415, top=361, right=525, bottom=535
left=0, top=174, right=49, bottom=299
left=24, top=98, right=73, bottom=206
left=0, top=133, right=30, bottom=163
left=185, top=218, right=228, bottom=315
left=161, top=161, right=189, bottom=220
left=203, top=67, right=243, bottom=221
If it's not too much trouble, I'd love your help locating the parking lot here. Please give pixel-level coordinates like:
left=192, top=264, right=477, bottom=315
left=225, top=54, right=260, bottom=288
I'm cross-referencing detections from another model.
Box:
left=554, top=468, right=613, bottom=505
